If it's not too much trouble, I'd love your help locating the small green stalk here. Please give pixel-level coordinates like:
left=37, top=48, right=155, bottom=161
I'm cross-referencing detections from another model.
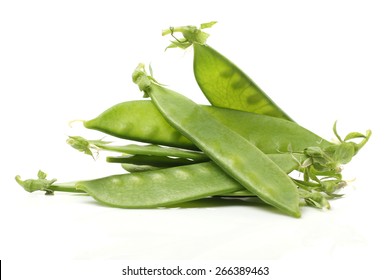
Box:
left=162, top=21, right=217, bottom=49
left=15, top=171, right=83, bottom=194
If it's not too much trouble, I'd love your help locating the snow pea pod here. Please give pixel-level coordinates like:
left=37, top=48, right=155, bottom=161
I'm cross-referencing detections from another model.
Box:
left=84, top=100, right=331, bottom=153
left=163, top=23, right=293, bottom=120
left=15, top=164, right=240, bottom=207
left=16, top=153, right=300, bottom=208
left=77, top=162, right=242, bottom=208
left=193, top=43, right=293, bottom=120
left=133, top=64, right=301, bottom=217
left=84, top=100, right=194, bottom=149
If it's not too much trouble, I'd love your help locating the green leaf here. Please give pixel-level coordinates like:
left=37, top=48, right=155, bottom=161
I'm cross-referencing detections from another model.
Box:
left=200, top=21, right=217, bottom=29
left=162, top=21, right=217, bottom=48
left=332, top=142, right=355, bottom=164
left=344, top=132, right=366, bottom=141
left=305, top=192, right=331, bottom=209
left=67, top=136, right=94, bottom=157
left=165, top=40, right=192, bottom=50
left=38, top=170, right=47, bottom=179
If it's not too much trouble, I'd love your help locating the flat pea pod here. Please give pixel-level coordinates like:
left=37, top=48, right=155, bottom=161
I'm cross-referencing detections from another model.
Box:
left=77, top=162, right=242, bottom=208
left=164, top=23, right=293, bottom=120
left=84, top=100, right=331, bottom=153
left=81, top=154, right=301, bottom=208
left=133, top=65, right=301, bottom=217
left=16, top=153, right=300, bottom=208
left=109, top=152, right=309, bottom=201
left=193, top=43, right=293, bottom=120
left=84, top=100, right=195, bottom=149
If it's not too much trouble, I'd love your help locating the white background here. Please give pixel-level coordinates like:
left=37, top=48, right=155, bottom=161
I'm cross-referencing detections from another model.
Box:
left=1, top=0, right=389, bottom=278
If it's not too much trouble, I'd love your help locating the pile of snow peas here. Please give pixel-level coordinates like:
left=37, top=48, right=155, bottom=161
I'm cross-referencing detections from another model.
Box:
left=16, top=22, right=370, bottom=217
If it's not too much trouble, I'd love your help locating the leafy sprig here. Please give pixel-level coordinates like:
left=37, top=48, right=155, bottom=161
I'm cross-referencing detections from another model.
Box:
left=162, top=21, right=217, bottom=49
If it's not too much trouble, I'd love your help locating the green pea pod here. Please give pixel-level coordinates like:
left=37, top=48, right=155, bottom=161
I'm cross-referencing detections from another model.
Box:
left=77, top=162, right=242, bottom=208
left=16, top=153, right=300, bottom=209
left=193, top=44, right=293, bottom=120
left=15, top=164, right=241, bottom=207
left=163, top=23, right=293, bottom=120
left=84, top=100, right=330, bottom=153
left=133, top=64, right=301, bottom=217
left=84, top=100, right=195, bottom=149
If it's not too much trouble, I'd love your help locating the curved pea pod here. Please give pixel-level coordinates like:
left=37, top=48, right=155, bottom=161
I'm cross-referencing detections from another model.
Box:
left=84, top=100, right=195, bottom=150
left=193, top=43, right=293, bottom=120
left=133, top=65, right=301, bottom=217
left=163, top=23, right=293, bottom=120
left=84, top=100, right=331, bottom=153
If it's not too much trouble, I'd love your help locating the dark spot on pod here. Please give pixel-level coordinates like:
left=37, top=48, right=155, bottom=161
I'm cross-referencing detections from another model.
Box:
left=220, top=69, right=234, bottom=78
left=246, top=93, right=262, bottom=104
left=231, top=79, right=248, bottom=89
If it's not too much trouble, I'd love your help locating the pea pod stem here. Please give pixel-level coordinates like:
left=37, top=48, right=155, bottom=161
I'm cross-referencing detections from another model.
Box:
left=162, top=22, right=217, bottom=37
left=15, top=172, right=82, bottom=194
left=162, top=25, right=191, bottom=36
left=162, top=22, right=217, bottom=49
left=47, top=182, right=83, bottom=193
